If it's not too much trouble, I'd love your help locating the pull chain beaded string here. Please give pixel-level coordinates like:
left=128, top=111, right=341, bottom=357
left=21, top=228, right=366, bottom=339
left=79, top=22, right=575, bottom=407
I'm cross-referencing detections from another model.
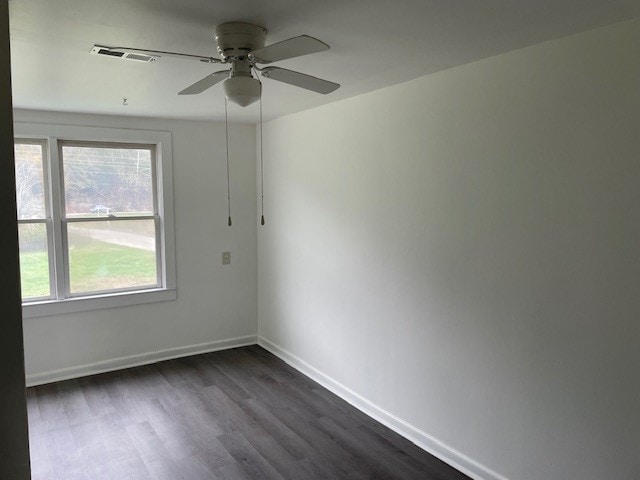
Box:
left=225, top=97, right=232, bottom=226
left=259, top=92, right=265, bottom=225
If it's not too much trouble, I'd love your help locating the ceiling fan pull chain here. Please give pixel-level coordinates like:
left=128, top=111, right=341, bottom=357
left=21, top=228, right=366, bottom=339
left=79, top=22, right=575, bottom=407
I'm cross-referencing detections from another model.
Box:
left=225, top=97, right=232, bottom=227
left=260, top=91, right=265, bottom=226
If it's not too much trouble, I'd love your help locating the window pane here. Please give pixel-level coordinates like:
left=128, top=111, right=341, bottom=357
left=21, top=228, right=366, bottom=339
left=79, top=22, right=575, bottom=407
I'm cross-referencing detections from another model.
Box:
left=14, top=143, right=46, bottom=220
left=18, top=223, right=51, bottom=299
left=67, top=219, right=157, bottom=294
left=62, top=145, right=154, bottom=217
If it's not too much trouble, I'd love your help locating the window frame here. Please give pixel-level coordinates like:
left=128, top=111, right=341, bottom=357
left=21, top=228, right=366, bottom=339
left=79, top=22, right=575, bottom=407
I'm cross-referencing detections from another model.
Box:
left=14, top=123, right=177, bottom=318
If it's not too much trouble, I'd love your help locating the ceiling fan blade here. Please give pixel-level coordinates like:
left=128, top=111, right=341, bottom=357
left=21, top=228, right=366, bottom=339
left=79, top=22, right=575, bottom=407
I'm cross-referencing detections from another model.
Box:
left=178, top=70, right=230, bottom=95
left=249, top=35, right=330, bottom=64
left=261, top=67, right=340, bottom=94
left=94, top=45, right=221, bottom=63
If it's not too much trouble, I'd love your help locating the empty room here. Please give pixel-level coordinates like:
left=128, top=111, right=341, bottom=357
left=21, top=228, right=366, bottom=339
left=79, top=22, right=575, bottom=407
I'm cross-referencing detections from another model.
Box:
left=2, top=1, right=639, bottom=479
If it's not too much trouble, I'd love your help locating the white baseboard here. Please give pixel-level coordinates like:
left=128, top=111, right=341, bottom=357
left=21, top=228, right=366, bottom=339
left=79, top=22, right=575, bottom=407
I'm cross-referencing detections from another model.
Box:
left=257, top=336, right=508, bottom=480
left=26, top=335, right=258, bottom=387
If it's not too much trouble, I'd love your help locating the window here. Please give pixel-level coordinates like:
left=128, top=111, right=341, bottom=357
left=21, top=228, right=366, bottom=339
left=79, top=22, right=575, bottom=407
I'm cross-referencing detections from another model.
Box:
left=15, top=140, right=52, bottom=300
left=14, top=123, right=176, bottom=318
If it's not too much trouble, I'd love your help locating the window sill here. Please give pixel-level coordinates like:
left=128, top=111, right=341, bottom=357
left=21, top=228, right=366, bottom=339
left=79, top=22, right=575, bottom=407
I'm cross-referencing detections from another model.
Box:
left=22, top=288, right=177, bottom=319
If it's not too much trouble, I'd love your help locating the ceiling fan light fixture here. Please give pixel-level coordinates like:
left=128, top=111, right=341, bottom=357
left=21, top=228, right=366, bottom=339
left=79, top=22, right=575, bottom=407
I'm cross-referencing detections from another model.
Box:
left=223, top=76, right=261, bottom=107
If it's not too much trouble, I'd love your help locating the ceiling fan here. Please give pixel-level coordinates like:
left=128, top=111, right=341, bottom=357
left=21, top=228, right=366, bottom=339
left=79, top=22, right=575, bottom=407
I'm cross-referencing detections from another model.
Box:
left=91, top=22, right=340, bottom=107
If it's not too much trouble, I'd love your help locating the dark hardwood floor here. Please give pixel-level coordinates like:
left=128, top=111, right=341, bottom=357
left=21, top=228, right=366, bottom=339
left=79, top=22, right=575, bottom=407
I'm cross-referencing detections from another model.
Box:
left=27, top=345, right=470, bottom=480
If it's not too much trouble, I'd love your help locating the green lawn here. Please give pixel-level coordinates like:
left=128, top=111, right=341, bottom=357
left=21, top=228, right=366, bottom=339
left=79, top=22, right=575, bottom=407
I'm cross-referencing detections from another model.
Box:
left=18, top=250, right=50, bottom=299
left=20, top=240, right=157, bottom=299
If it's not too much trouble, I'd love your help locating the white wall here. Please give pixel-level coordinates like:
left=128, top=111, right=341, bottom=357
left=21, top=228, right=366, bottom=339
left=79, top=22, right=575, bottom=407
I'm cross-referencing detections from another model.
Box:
left=15, top=109, right=258, bottom=382
left=258, top=19, right=640, bottom=480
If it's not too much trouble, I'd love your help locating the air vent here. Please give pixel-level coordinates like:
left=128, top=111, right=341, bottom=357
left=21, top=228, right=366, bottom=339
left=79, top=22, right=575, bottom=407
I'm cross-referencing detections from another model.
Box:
left=90, top=46, right=158, bottom=62
left=124, top=52, right=157, bottom=62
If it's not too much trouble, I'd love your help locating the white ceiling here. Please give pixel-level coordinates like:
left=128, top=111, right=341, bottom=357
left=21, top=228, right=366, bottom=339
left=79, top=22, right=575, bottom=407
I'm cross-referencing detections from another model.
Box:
left=9, top=0, right=640, bottom=123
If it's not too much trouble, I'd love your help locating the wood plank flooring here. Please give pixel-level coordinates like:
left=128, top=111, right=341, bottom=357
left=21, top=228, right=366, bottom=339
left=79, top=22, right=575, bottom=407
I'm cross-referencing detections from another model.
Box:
left=27, top=345, right=470, bottom=480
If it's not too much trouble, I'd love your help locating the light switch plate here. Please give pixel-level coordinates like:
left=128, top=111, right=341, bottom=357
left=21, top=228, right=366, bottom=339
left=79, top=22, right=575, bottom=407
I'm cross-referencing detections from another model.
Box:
left=222, top=251, right=231, bottom=265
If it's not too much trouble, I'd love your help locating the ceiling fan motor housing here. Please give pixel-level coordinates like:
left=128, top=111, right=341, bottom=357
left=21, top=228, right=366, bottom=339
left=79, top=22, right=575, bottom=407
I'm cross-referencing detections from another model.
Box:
left=214, top=22, right=267, bottom=61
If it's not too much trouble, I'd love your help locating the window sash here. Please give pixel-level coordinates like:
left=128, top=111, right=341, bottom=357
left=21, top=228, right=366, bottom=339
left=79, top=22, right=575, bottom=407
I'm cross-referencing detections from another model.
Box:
left=15, top=139, right=55, bottom=301
left=14, top=138, right=50, bottom=221
left=56, top=141, right=161, bottom=298
left=61, top=216, right=162, bottom=297
left=58, top=140, right=158, bottom=219
left=17, top=218, right=55, bottom=302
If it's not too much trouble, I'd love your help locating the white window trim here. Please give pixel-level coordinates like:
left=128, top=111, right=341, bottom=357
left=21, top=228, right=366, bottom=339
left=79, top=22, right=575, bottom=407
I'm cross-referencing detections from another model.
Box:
left=15, top=122, right=177, bottom=318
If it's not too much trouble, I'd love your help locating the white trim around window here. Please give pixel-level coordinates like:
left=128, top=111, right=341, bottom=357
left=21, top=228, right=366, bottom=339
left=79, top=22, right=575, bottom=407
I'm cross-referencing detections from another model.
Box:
left=15, top=122, right=177, bottom=319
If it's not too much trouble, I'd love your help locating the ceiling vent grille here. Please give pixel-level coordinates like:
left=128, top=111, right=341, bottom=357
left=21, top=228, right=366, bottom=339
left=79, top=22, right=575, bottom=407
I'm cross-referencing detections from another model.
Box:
left=90, top=46, right=158, bottom=62
left=123, top=52, right=157, bottom=62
